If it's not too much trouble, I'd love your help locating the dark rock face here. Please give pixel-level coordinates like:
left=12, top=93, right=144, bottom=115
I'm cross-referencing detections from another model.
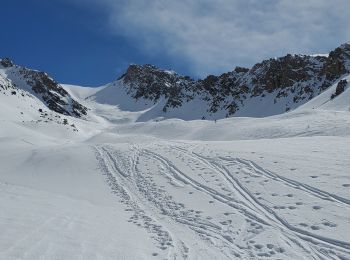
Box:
left=331, top=79, right=347, bottom=99
left=0, top=58, right=14, bottom=68
left=19, top=69, right=87, bottom=117
left=1, top=59, right=87, bottom=117
left=122, top=64, right=195, bottom=112
left=118, top=43, right=350, bottom=117
left=250, top=55, right=326, bottom=94
left=321, top=43, right=350, bottom=88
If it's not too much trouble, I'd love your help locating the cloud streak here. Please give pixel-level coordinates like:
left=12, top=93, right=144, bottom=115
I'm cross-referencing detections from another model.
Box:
left=68, top=0, right=350, bottom=77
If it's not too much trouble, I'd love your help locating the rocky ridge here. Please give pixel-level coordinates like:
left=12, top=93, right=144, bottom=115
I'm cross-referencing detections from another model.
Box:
left=0, top=58, right=87, bottom=118
left=115, top=43, right=350, bottom=117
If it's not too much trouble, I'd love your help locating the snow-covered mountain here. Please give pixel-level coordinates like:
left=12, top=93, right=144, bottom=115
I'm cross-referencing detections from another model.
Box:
left=3, top=42, right=349, bottom=123
left=89, top=43, right=350, bottom=120
left=2, top=44, right=350, bottom=260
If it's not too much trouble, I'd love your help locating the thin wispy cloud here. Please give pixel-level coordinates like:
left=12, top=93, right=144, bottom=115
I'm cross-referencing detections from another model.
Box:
left=68, top=0, right=350, bottom=77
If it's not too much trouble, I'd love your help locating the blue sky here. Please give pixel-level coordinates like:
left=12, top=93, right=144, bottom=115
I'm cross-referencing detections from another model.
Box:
left=2, top=0, right=350, bottom=86
left=2, top=0, right=185, bottom=85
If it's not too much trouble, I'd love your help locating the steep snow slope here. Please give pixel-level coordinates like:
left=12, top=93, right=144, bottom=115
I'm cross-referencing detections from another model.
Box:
left=90, top=80, right=222, bottom=121
left=88, top=81, right=157, bottom=113
left=299, top=75, right=350, bottom=112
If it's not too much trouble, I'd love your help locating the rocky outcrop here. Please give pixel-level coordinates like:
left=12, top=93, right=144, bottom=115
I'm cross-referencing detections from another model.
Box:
left=321, top=43, right=350, bottom=88
left=331, top=79, right=348, bottom=99
left=0, top=58, right=14, bottom=68
left=0, top=58, right=87, bottom=117
left=121, top=64, right=195, bottom=112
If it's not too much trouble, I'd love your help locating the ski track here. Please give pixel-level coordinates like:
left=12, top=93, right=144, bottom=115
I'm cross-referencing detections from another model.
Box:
left=94, top=143, right=350, bottom=260
left=224, top=156, right=350, bottom=206
left=144, top=148, right=323, bottom=259
left=95, top=146, right=189, bottom=260
left=176, top=146, right=350, bottom=258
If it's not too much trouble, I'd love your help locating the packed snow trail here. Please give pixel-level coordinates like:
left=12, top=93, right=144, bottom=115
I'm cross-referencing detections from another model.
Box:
left=94, top=142, right=350, bottom=260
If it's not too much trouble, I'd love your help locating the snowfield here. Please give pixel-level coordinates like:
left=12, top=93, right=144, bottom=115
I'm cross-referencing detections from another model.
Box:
left=1, top=79, right=350, bottom=260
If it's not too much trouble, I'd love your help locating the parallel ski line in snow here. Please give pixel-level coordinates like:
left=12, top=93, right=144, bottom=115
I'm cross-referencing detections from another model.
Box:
left=95, top=146, right=188, bottom=260
left=185, top=150, right=350, bottom=254
left=169, top=147, right=327, bottom=258
left=104, top=145, right=244, bottom=259
left=139, top=149, right=246, bottom=258
left=233, top=157, right=350, bottom=206
left=98, top=143, right=350, bottom=259
left=142, top=149, right=271, bottom=227
left=142, top=149, right=326, bottom=258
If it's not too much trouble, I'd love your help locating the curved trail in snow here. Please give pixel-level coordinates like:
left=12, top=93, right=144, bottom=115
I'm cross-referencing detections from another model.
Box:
left=231, top=157, right=350, bottom=206
left=169, top=145, right=350, bottom=258
left=94, top=143, right=350, bottom=260
left=95, top=146, right=190, bottom=260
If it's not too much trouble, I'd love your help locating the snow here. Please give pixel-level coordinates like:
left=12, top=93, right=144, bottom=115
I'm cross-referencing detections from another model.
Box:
left=299, top=75, right=350, bottom=112
left=310, top=53, right=329, bottom=58
left=1, top=79, right=350, bottom=259
left=62, top=84, right=107, bottom=100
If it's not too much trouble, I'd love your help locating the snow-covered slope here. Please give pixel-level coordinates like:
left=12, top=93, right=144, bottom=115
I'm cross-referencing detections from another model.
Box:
left=90, top=80, right=224, bottom=121
left=299, top=75, right=350, bottom=112
left=63, top=84, right=107, bottom=100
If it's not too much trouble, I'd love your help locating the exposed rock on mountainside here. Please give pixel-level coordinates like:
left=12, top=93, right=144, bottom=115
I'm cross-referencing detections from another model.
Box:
left=106, top=43, right=350, bottom=118
left=0, top=57, right=14, bottom=68
left=331, top=79, right=348, bottom=99
left=0, top=58, right=87, bottom=117
left=122, top=64, right=195, bottom=112
left=322, top=44, right=350, bottom=85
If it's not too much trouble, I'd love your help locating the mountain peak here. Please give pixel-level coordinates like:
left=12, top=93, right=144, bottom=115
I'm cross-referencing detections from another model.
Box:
left=0, top=57, right=14, bottom=68
left=0, top=60, right=87, bottom=118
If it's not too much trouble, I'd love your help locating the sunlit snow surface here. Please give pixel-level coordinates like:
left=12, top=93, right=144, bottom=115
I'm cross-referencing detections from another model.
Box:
left=0, top=80, right=350, bottom=259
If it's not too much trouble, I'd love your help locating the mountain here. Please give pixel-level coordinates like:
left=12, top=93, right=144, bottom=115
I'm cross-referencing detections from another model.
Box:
left=2, top=45, right=350, bottom=260
left=3, top=43, right=350, bottom=122
left=0, top=58, right=87, bottom=118
left=90, top=43, right=350, bottom=120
